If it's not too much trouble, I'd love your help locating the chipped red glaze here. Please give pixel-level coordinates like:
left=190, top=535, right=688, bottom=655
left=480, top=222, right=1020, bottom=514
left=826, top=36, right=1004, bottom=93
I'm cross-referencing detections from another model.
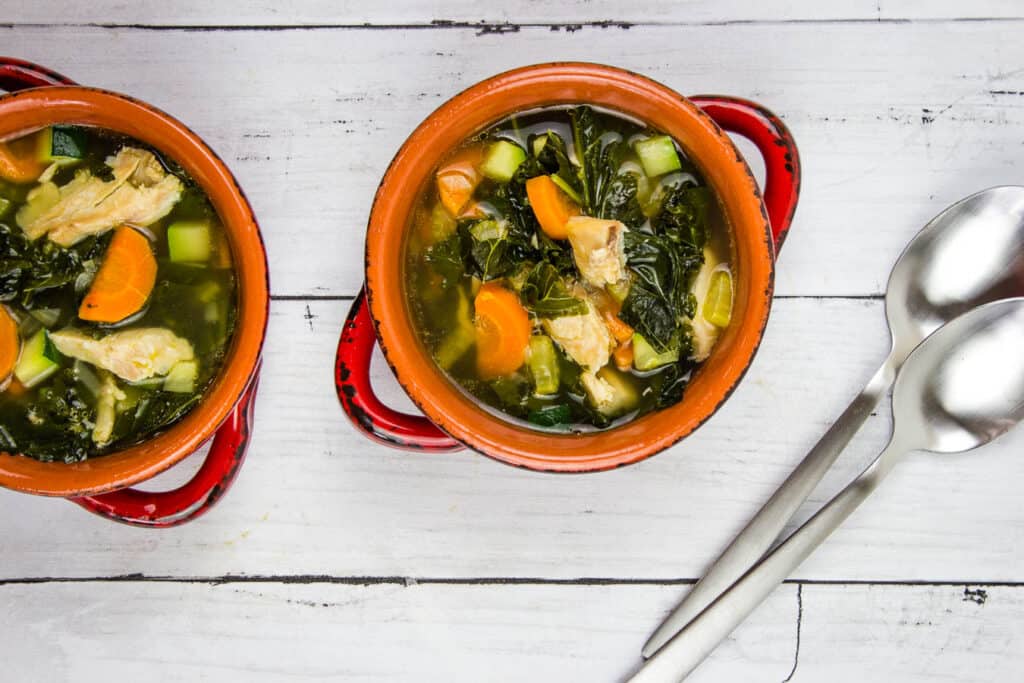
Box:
left=689, top=96, right=802, bottom=251
left=337, top=66, right=801, bottom=467
left=335, top=289, right=463, bottom=452
left=0, top=57, right=265, bottom=524
left=70, top=373, right=259, bottom=527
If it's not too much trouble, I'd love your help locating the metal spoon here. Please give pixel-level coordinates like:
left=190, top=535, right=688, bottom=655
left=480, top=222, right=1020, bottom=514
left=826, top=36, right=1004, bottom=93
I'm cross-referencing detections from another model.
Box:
left=642, top=186, right=1024, bottom=657
left=631, top=297, right=1024, bottom=682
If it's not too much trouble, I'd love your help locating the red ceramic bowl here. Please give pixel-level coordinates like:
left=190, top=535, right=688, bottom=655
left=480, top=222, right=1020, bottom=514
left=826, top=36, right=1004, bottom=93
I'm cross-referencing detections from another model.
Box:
left=338, top=63, right=800, bottom=472
left=0, top=58, right=269, bottom=525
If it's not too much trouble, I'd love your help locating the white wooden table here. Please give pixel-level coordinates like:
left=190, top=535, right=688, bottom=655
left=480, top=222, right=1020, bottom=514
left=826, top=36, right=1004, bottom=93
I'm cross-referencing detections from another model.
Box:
left=2, top=2, right=1023, bottom=680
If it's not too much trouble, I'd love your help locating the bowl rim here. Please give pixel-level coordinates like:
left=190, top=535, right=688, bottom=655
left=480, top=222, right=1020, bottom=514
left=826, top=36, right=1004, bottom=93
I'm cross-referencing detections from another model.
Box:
left=0, top=86, right=269, bottom=496
left=365, top=62, right=775, bottom=472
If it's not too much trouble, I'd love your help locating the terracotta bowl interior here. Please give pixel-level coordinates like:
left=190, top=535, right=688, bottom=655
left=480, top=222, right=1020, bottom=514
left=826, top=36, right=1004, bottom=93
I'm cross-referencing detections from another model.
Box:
left=0, top=88, right=268, bottom=496
left=367, top=64, right=773, bottom=472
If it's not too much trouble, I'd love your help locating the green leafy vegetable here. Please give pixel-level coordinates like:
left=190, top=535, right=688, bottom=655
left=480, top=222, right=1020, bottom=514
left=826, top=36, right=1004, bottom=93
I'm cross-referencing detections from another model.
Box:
left=527, top=404, right=572, bottom=427
left=519, top=262, right=588, bottom=319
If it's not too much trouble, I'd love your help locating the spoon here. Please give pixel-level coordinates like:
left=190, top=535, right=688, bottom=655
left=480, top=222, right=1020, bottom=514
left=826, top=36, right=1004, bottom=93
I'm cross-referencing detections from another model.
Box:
left=642, top=186, right=1024, bottom=657
left=631, top=297, right=1024, bottom=681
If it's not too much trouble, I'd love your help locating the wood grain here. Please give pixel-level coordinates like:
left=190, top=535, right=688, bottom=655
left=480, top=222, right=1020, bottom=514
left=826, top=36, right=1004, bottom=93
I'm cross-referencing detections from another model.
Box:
left=2, top=298, right=1022, bottom=581
left=5, top=1, right=1022, bottom=26
left=1, top=22, right=1021, bottom=297
left=3, top=580, right=1020, bottom=681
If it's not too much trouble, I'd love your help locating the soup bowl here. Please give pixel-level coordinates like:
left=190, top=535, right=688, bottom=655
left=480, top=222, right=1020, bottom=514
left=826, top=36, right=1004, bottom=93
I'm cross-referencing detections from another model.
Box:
left=0, top=57, right=269, bottom=524
left=336, top=62, right=800, bottom=473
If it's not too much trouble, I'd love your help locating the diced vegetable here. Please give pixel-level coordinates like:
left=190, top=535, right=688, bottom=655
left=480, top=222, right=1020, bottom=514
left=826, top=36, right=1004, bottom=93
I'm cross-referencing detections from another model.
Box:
left=79, top=227, right=157, bottom=323
left=164, top=360, right=199, bottom=394
left=0, top=196, right=12, bottom=218
left=0, top=307, right=20, bottom=381
left=526, top=175, right=580, bottom=240
left=633, top=332, right=680, bottom=371
left=527, top=404, right=572, bottom=427
left=28, top=308, right=60, bottom=328
left=606, top=278, right=631, bottom=305
left=422, top=202, right=458, bottom=244
left=167, top=220, right=212, bottom=263
left=435, top=288, right=475, bottom=370
left=703, top=268, right=733, bottom=328
left=36, top=125, right=87, bottom=163
left=601, top=310, right=634, bottom=344
left=469, top=219, right=508, bottom=242
left=0, top=134, right=47, bottom=184
left=480, top=140, right=526, bottom=183
left=14, top=329, right=59, bottom=388
left=15, top=181, right=60, bottom=229
left=633, top=135, right=682, bottom=177
left=474, top=282, right=531, bottom=379
left=527, top=335, right=560, bottom=396
left=436, top=147, right=483, bottom=216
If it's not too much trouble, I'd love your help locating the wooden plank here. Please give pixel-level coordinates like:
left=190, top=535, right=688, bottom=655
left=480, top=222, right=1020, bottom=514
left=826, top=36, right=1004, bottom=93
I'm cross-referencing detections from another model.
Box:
left=1, top=23, right=1022, bottom=297
left=6, top=1, right=1022, bottom=26
left=3, top=298, right=1023, bottom=581
left=797, top=584, right=1024, bottom=681
left=4, top=580, right=1022, bottom=681
left=0, top=580, right=799, bottom=682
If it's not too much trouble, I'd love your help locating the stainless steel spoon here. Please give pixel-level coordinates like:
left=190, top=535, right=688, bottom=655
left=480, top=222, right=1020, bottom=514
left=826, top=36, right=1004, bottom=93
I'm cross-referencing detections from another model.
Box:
left=631, top=297, right=1024, bottom=682
left=642, top=186, right=1024, bottom=657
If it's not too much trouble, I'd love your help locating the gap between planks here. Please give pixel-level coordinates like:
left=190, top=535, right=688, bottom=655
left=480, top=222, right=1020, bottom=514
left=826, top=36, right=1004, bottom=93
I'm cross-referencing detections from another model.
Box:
left=2, top=574, right=1021, bottom=587
left=3, top=17, right=1024, bottom=32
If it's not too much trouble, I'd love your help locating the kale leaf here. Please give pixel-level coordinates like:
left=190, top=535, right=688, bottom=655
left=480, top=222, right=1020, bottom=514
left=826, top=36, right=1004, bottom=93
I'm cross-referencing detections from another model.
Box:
left=519, top=262, right=588, bottom=319
left=0, top=222, right=106, bottom=310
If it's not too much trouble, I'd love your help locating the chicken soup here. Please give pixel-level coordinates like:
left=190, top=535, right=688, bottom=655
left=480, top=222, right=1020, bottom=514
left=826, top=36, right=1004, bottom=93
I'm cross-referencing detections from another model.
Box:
left=0, top=125, right=236, bottom=462
left=405, top=106, right=733, bottom=431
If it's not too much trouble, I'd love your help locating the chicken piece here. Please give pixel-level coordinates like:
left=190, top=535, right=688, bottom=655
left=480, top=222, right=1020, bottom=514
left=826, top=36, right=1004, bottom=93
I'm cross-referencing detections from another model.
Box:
left=92, top=371, right=126, bottom=446
left=18, top=147, right=183, bottom=246
left=566, top=216, right=628, bottom=288
left=580, top=371, right=616, bottom=412
left=688, top=246, right=727, bottom=362
left=49, top=327, right=194, bottom=383
left=541, top=297, right=615, bottom=373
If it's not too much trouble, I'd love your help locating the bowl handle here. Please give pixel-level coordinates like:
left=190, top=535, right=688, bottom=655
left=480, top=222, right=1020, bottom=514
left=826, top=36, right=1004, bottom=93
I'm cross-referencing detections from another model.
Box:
left=68, top=371, right=260, bottom=527
left=0, top=57, right=261, bottom=526
left=0, top=56, right=75, bottom=90
left=690, top=96, right=801, bottom=253
left=335, top=288, right=464, bottom=452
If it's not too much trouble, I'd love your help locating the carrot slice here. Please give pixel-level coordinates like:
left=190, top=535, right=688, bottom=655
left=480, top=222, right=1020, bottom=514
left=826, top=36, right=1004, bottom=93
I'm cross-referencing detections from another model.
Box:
left=613, top=340, right=634, bottom=371
left=0, top=306, right=20, bottom=381
left=79, top=226, right=157, bottom=323
left=436, top=146, right=484, bottom=216
left=526, top=175, right=580, bottom=240
left=0, top=133, right=46, bottom=184
left=474, top=282, right=531, bottom=379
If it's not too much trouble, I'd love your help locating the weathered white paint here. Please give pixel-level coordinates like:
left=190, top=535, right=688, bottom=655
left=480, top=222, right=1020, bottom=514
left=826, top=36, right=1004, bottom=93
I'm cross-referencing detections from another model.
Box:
left=2, top=299, right=1023, bottom=582
left=3, top=581, right=1021, bottom=682
left=5, top=1, right=1023, bottom=26
left=3, top=5, right=1024, bottom=679
left=1, top=22, right=1022, bottom=297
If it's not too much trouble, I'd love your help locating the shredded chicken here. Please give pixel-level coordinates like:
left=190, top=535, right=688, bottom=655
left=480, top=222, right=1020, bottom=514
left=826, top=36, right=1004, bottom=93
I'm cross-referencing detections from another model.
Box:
left=18, top=147, right=183, bottom=246
left=580, top=371, right=616, bottom=412
left=566, top=216, right=628, bottom=288
left=541, top=297, right=615, bottom=373
left=49, top=327, right=194, bottom=383
left=92, top=371, right=126, bottom=445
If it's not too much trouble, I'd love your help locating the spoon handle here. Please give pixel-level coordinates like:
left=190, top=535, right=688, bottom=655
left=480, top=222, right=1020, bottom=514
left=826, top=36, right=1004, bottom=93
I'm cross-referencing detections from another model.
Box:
left=628, top=442, right=902, bottom=682
left=641, top=354, right=897, bottom=658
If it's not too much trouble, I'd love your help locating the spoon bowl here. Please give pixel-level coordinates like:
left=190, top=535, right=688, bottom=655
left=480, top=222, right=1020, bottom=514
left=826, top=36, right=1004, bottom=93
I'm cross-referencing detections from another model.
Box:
left=631, top=298, right=1024, bottom=682
left=641, top=186, right=1024, bottom=658
left=886, top=186, right=1024, bottom=363
left=894, top=297, right=1024, bottom=453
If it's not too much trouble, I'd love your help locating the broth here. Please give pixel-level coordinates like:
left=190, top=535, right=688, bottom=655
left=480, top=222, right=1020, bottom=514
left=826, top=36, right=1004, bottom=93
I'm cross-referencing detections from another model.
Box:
left=405, top=105, right=733, bottom=432
left=0, top=125, right=237, bottom=462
